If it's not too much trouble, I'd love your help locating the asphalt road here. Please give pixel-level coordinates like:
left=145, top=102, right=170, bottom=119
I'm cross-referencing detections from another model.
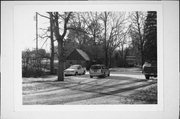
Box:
left=23, top=68, right=157, bottom=105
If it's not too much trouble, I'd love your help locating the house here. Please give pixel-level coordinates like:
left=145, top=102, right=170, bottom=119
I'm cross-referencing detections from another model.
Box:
left=65, top=49, right=90, bottom=69
left=126, top=56, right=137, bottom=67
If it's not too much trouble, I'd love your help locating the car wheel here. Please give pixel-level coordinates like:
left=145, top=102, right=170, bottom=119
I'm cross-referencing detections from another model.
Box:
left=83, top=71, right=85, bottom=75
left=75, top=72, right=78, bottom=76
left=103, top=73, right=106, bottom=78
left=90, top=75, right=93, bottom=78
left=108, top=73, right=110, bottom=77
left=145, top=75, right=150, bottom=79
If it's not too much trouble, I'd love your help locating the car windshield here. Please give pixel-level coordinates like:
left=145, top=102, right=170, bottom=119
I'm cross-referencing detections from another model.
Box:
left=91, top=65, right=102, bottom=69
left=69, top=65, right=79, bottom=69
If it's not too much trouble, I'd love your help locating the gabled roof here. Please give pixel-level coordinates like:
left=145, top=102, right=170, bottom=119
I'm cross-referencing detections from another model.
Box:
left=66, top=49, right=90, bottom=61
left=76, top=49, right=90, bottom=61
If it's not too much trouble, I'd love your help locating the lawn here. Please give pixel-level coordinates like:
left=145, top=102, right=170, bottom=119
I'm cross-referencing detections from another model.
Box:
left=128, top=84, right=157, bottom=104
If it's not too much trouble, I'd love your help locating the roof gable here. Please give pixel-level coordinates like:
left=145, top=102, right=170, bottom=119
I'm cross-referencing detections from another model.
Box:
left=66, top=49, right=90, bottom=61
left=76, top=49, right=90, bottom=61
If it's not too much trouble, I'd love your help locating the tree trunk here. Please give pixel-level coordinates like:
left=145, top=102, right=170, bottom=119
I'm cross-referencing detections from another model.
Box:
left=105, top=48, right=108, bottom=67
left=93, top=32, right=98, bottom=61
left=136, top=11, right=145, bottom=66
left=49, top=12, right=54, bottom=74
left=57, top=40, right=64, bottom=81
left=141, top=46, right=144, bottom=66
left=121, top=45, right=124, bottom=67
left=53, top=12, right=72, bottom=81
left=108, top=52, right=112, bottom=68
left=104, top=12, right=108, bottom=67
left=50, top=38, right=54, bottom=74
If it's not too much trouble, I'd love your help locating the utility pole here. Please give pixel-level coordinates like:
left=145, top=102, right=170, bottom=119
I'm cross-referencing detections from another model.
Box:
left=36, top=12, right=38, bottom=53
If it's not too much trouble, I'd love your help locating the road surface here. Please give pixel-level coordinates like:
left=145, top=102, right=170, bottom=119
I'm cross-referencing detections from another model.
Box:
left=23, top=68, right=157, bottom=105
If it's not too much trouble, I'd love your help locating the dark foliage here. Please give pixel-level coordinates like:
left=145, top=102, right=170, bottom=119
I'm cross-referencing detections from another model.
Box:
left=144, top=11, right=157, bottom=61
left=129, top=85, right=157, bottom=104
left=22, top=49, right=49, bottom=77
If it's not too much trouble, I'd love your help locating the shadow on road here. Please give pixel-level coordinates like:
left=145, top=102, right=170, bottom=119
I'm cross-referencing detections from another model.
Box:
left=23, top=74, right=157, bottom=104
left=28, top=80, right=156, bottom=105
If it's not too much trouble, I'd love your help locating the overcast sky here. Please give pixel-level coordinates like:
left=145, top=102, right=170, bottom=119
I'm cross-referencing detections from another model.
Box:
left=20, top=11, right=143, bottom=53
left=21, top=12, right=52, bottom=52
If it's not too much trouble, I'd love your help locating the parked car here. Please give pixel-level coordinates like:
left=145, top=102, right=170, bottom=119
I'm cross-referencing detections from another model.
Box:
left=64, top=65, right=86, bottom=76
left=89, top=64, right=110, bottom=78
left=142, top=61, right=157, bottom=79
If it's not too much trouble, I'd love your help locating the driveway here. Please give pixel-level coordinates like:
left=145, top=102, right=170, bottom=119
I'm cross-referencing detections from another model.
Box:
left=23, top=68, right=157, bottom=105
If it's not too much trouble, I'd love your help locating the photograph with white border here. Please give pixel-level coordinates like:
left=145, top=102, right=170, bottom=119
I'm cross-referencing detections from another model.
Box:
left=1, top=1, right=179, bottom=119
left=13, top=2, right=163, bottom=110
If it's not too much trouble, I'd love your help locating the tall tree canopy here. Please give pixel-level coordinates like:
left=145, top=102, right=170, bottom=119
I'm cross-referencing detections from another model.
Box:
left=129, top=11, right=147, bottom=65
left=143, top=11, right=157, bottom=61
left=27, top=11, right=158, bottom=80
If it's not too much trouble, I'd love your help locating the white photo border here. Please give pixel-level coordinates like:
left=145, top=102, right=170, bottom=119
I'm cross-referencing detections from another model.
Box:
left=13, top=1, right=163, bottom=111
left=1, top=1, right=179, bottom=119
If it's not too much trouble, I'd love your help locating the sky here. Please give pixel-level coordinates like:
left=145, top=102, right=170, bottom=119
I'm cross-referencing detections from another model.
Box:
left=20, top=11, right=140, bottom=53
left=21, top=12, right=51, bottom=52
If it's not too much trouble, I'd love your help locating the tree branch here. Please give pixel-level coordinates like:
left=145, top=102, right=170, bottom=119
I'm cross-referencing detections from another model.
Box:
left=67, top=27, right=89, bottom=35
left=37, top=13, right=50, bottom=19
left=62, top=12, right=72, bottom=38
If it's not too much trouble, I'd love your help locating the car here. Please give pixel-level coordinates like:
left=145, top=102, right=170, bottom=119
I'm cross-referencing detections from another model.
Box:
left=89, top=64, right=110, bottom=78
left=142, top=61, right=157, bottom=79
left=64, top=65, right=86, bottom=76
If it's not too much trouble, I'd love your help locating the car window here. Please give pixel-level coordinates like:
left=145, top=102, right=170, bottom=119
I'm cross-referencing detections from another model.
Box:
left=91, top=65, right=101, bottom=69
left=143, top=62, right=151, bottom=67
left=102, top=66, right=106, bottom=69
left=69, top=65, right=78, bottom=69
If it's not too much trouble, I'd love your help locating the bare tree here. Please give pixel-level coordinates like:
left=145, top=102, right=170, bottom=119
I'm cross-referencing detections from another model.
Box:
left=101, top=12, right=127, bottom=67
left=53, top=12, right=72, bottom=81
left=80, top=12, right=103, bottom=61
left=67, top=12, right=89, bottom=47
left=36, top=12, right=56, bottom=74
left=48, top=12, right=55, bottom=74
left=129, top=11, right=147, bottom=66
left=101, top=12, right=110, bottom=67
left=118, top=32, right=129, bottom=67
